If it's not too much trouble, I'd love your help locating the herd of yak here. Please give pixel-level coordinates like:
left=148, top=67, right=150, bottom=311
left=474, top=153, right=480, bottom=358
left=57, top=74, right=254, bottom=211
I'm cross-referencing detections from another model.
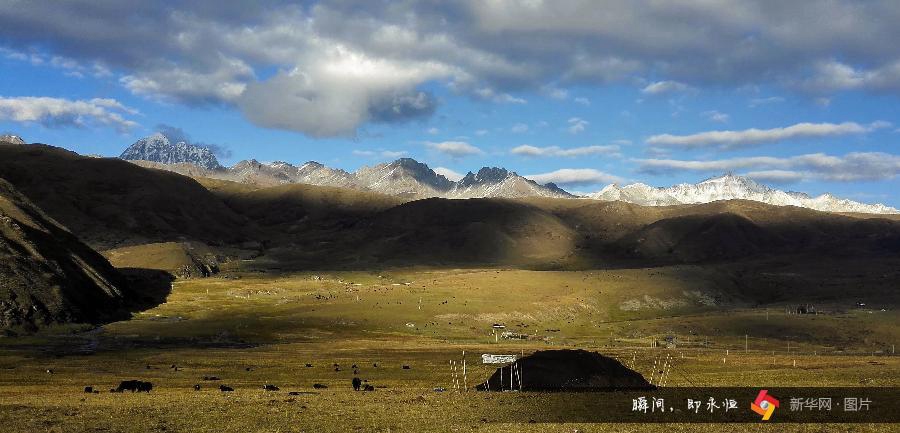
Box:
left=78, top=362, right=389, bottom=395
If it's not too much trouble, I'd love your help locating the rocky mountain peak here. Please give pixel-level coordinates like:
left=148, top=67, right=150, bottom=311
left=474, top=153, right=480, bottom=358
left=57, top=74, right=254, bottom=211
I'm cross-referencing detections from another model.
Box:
left=0, top=134, right=26, bottom=145
left=120, top=133, right=223, bottom=170
left=459, top=167, right=512, bottom=186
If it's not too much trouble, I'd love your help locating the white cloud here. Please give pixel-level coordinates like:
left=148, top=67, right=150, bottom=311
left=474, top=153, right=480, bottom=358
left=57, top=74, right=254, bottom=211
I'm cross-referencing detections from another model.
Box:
left=474, top=129, right=489, bottom=136
left=527, top=168, right=624, bottom=186
left=701, top=110, right=730, bottom=123
left=646, top=121, right=889, bottom=149
left=121, top=57, right=254, bottom=104
left=473, top=87, right=526, bottom=104
left=637, top=152, right=900, bottom=182
left=434, top=166, right=464, bottom=181
left=427, top=127, right=440, bottom=135
left=744, top=170, right=805, bottom=183
left=0, top=96, right=139, bottom=132
left=354, top=149, right=408, bottom=158
left=749, top=96, right=785, bottom=107
left=510, top=123, right=529, bottom=133
left=641, top=80, right=691, bottom=96
left=541, top=85, right=568, bottom=100
left=511, top=144, right=620, bottom=157
left=9, top=1, right=900, bottom=139
left=426, top=140, right=483, bottom=157
left=381, top=150, right=408, bottom=158
left=574, top=97, right=591, bottom=105
left=567, top=117, right=588, bottom=134
left=799, top=60, right=900, bottom=94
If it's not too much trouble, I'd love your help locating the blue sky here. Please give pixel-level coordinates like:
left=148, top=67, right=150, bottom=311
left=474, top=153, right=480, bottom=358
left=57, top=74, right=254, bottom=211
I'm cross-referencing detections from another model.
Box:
left=1, top=1, right=899, bottom=206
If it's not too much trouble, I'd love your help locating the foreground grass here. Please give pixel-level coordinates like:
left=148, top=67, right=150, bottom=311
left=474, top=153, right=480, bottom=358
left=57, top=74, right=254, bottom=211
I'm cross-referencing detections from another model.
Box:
left=1, top=268, right=897, bottom=432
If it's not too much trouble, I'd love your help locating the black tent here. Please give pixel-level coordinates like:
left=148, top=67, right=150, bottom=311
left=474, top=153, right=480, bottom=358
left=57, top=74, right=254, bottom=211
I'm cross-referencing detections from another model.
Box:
left=476, top=349, right=654, bottom=391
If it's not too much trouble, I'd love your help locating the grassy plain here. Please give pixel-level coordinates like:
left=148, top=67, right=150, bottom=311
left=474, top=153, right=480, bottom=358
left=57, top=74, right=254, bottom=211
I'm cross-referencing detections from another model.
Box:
left=0, top=266, right=897, bottom=432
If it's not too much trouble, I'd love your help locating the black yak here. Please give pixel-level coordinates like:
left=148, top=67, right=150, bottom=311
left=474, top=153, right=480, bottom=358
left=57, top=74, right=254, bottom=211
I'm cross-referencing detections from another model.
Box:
left=116, top=380, right=152, bottom=393
left=219, top=385, right=234, bottom=392
left=352, top=377, right=362, bottom=391
left=263, top=384, right=279, bottom=391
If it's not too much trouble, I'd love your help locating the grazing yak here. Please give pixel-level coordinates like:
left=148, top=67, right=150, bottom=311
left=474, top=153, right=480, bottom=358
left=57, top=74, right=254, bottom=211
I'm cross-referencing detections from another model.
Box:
left=219, top=385, right=234, bottom=392
left=84, top=386, right=93, bottom=393
left=363, top=384, right=375, bottom=391
left=352, top=377, right=362, bottom=391
left=263, top=384, right=279, bottom=391
left=312, top=383, right=328, bottom=389
left=115, top=380, right=153, bottom=393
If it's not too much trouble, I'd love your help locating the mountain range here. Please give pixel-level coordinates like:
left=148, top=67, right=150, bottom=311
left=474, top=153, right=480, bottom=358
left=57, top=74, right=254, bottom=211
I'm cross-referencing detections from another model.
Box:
left=120, top=133, right=896, bottom=214
left=589, top=174, right=898, bottom=214
left=3, top=140, right=900, bottom=328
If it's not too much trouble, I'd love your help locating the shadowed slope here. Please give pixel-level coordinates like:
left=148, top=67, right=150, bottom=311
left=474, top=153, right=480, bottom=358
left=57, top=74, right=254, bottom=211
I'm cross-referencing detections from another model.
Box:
left=354, top=198, right=579, bottom=267
left=0, top=144, right=250, bottom=249
left=0, top=178, right=129, bottom=330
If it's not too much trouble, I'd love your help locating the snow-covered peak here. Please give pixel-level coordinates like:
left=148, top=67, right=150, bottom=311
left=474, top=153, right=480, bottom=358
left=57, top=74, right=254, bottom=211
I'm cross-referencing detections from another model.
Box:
left=585, top=174, right=898, bottom=214
left=0, top=134, right=26, bottom=145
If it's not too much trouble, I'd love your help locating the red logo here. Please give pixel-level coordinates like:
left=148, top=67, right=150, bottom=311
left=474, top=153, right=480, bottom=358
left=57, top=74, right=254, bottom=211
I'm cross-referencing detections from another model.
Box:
left=751, top=389, right=779, bottom=420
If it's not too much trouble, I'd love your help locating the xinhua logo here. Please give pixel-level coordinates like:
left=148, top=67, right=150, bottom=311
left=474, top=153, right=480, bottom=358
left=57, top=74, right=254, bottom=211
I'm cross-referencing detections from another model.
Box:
left=751, top=389, right=780, bottom=421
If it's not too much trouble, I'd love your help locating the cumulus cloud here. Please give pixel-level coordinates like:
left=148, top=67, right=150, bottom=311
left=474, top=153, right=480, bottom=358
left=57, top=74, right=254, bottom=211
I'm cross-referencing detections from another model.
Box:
left=426, top=140, right=483, bottom=157
left=641, top=80, right=692, bottom=96
left=567, top=117, right=588, bottom=134
left=701, top=110, right=730, bottom=123
left=799, top=60, right=900, bottom=94
left=527, top=168, right=624, bottom=186
left=646, top=121, right=889, bottom=149
left=744, top=170, right=805, bottom=183
left=511, top=144, right=620, bottom=157
left=0, top=96, right=138, bottom=132
left=637, top=152, right=900, bottom=182
left=433, top=166, right=464, bottom=181
left=6, top=1, right=900, bottom=137
left=238, top=57, right=443, bottom=137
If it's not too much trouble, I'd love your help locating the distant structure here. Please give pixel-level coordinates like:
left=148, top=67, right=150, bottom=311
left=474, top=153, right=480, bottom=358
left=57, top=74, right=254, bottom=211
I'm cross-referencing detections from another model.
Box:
left=795, top=304, right=817, bottom=315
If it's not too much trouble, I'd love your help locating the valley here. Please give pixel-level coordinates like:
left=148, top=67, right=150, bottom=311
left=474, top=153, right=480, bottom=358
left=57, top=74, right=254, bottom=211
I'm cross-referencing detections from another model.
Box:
left=0, top=142, right=897, bottom=432
left=1, top=265, right=897, bottom=432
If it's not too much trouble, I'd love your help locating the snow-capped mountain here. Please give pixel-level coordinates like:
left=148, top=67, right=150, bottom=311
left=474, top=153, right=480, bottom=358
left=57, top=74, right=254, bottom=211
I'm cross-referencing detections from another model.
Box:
left=120, top=133, right=222, bottom=170
left=356, top=158, right=454, bottom=198
left=450, top=167, right=573, bottom=199
left=124, top=148, right=571, bottom=199
left=588, top=174, right=898, bottom=214
left=0, top=134, right=25, bottom=145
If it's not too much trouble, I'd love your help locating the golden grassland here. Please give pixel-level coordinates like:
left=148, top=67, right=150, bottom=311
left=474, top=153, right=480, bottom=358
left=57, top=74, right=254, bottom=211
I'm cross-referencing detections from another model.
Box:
left=1, top=267, right=897, bottom=432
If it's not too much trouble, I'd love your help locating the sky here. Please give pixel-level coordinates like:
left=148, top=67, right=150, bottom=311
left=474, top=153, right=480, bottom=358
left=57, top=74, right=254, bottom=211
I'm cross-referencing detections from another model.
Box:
left=1, top=1, right=899, bottom=206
